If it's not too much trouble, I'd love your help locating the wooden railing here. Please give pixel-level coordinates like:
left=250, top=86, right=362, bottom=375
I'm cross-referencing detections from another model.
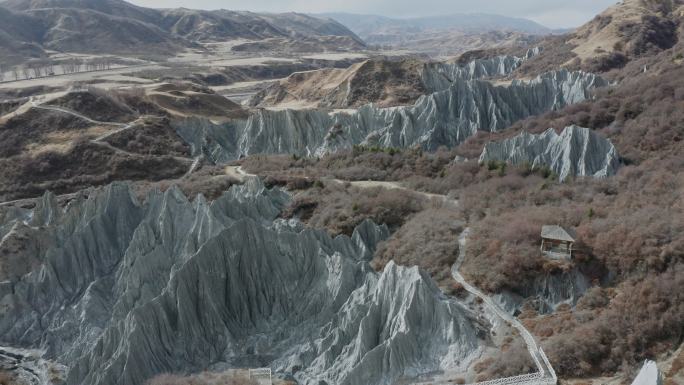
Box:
left=412, top=229, right=557, bottom=385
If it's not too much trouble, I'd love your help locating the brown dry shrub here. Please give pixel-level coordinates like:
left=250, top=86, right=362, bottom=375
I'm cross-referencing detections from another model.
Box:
left=479, top=339, right=536, bottom=380
left=373, top=207, right=462, bottom=286
left=507, top=60, right=684, bottom=164
left=545, top=265, right=684, bottom=377
left=103, top=117, right=190, bottom=157
left=0, top=371, right=14, bottom=385
left=0, top=140, right=188, bottom=201
left=461, top=207, right=555, bottom=292
left=284, top=182, right=426, bottom=236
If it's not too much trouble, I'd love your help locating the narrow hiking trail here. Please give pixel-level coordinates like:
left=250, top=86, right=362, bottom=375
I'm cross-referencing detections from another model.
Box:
left=0, top=101, right=202, bottom=207
left=444, top=229, right=558, bottom=385
left=30, top=99, right=200, bottom=168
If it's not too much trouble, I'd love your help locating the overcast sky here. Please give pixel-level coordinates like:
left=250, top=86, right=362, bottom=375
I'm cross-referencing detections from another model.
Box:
left=129, top=0, right=618, bottom=29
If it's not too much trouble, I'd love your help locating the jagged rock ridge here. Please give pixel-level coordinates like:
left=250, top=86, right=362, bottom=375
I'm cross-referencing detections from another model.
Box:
left=176, top=69, right=607, bottom=163
left=479, top=125, right=621, bottom=181
left=421, top=47, right=543, bottom=92
left=630, top=360, right=663, bottom=385
left=0, top=180, right=485, bottom=385
left=248, top=48, right=542, bottom=109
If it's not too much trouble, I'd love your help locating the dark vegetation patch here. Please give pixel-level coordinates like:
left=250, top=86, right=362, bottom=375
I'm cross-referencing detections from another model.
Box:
left=281, top=181, right=426, bottom=237
left=241, top=146, right=461, bottom=193
left=0, top=140, right=188, bottom=201
left=0, top=222, right=45, bottom=281
left=529, top=267, right=684, bottom=378
left=346, top=59, right=427, bottom=107
left=0, top=85, right=246, bottom=202
left=582, top=52, right=629, bottom=73
left=475, top=339, right=537, bottom=381
left=620, top=15, right=678, bottom=57
left=130, top=164, right=240, bottom=202
left=373, top=208, right=462, bottom=287
left=0, top=98, right=26, bottom=116
left=47, top=89, right=138, bottom=123
left=0, top=108, right=92, bottom=157
left=103, top=117, right=191, bottom=157
left=0, top=85, right=60, bottom=99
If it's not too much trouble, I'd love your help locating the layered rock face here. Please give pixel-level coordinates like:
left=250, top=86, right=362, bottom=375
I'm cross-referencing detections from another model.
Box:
left=494, top=267, right=592, bottom=315
left=631, top=360, right=663, bottom=385
left=0, top=180, right=485, bottom=385
left=176, top=69, right=607, bottom=163
left=248, top=48, right=541, bottom=110
left=421, top=47, right=542, bottom=92
left=479, top=125, right=620, bottom=181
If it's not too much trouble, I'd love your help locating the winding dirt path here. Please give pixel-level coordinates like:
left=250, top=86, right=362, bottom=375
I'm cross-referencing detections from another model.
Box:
left=445, top=229, right=557, bottom=385
left=0, top=102, right=200, bottom=207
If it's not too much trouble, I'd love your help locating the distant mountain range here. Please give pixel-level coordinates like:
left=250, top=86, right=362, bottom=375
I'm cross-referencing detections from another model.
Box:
left=0, top=0, right=365, bottom=65
left=318, top=12, right=553, bottom=38
left=315, top=13, right=556, bottom=56
left=314, top=12, right=552, bottom=55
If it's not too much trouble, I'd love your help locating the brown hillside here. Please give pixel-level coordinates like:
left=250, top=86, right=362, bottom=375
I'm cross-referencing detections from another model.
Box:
left=249, top=58, right=427, bottom=109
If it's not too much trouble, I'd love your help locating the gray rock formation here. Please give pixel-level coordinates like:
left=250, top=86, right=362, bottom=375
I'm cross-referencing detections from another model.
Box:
left=0, top=180, right=485, bottom=385
left=631, top=360, right=663, bottom=385
left=494, top=267, right=591, bottom=315
left=479, top=125, right=621, bottom=181
left=421, top=47, right=542, bottom=92
left=175, top=69, right=607, bottom=163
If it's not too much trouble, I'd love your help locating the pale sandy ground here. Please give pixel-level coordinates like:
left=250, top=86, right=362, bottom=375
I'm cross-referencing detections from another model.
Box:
left=302, top=52, right=369, bottom=60
left=211, top=78, right=284, bottom=104
left=212, top=79, right=282, bottom=91
left=0, top=64, right=163, bottom=90
left=343, top=179, right=457, bottom=206
left=0, top=91, right=67, bottom=123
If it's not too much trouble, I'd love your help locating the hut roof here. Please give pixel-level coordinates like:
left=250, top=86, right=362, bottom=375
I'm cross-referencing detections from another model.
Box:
left=541, top=225, right=577, bottom=242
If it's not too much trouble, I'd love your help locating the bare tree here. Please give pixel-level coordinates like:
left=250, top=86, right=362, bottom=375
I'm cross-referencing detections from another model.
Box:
left=21, top=66, right=30, bottom=80
left=0, top=65, right=4, bottom=82
left=64, top=58, right=83, bottom=74
left=28, top=61, right=41, bottom=78
left=45, top=60, right=55, bottom=76
left=12, top=67, right=20, bottom=81
left=63, top=59, right=73, bottom=74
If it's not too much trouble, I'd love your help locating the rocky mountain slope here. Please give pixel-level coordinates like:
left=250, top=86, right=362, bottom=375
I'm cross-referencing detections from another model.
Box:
left=0, top=0, right=364, bottom=63
left=479, top=125, right=621, bottom=181
left=509, top=0, right=683, bottom=77
left=0, top=6, right=46, bottom=65
left=0, top=84, right=245, bottom=202
left=179, top=68, right=607, bottom=162
left=0, top=180, right=487, bottom=385
left=249, top=58, right=428, bottom=109
left=249, top=48, right=542, bottom=109
left=570, top=0, right=681, bottom=60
